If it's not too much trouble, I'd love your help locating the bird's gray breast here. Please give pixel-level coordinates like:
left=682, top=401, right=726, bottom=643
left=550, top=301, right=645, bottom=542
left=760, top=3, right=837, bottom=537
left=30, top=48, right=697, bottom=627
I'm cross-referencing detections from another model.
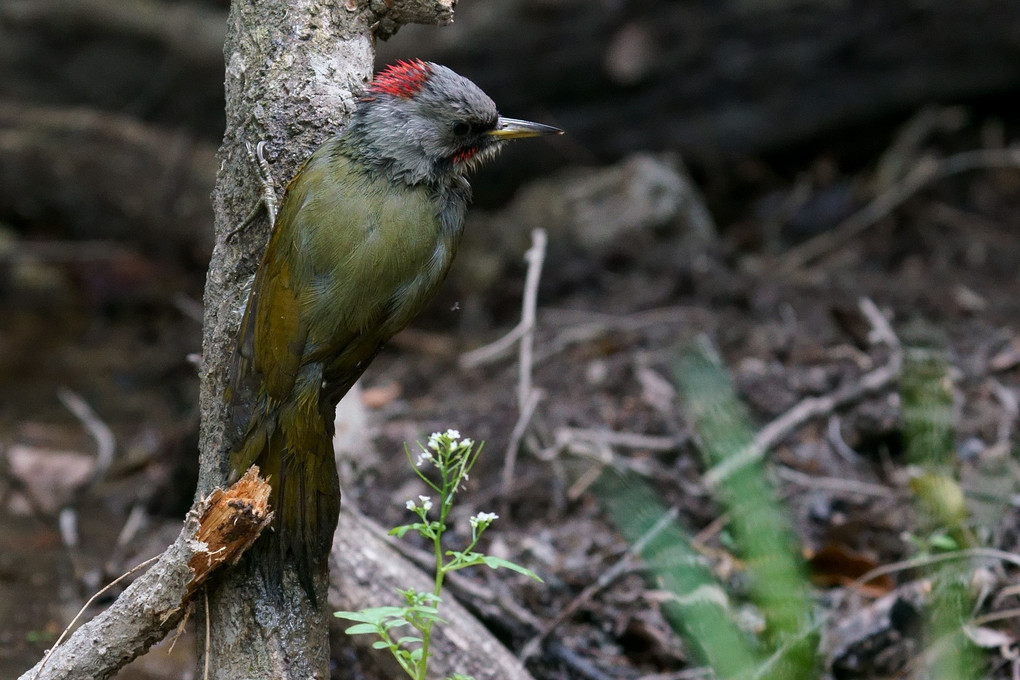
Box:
left=382, top=178, right=469, bottom=333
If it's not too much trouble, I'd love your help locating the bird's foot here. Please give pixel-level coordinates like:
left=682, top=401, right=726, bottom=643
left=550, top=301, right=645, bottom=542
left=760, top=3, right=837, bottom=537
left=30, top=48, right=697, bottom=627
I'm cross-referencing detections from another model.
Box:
left=247, top=140, right=280, bottom=226
left=227, top=141, right=280, bottom=241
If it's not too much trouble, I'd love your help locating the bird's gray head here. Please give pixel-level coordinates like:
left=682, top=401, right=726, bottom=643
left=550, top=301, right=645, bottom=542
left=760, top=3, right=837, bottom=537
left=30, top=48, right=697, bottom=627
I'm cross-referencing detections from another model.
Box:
left=344, top=60, right=561, bottom=186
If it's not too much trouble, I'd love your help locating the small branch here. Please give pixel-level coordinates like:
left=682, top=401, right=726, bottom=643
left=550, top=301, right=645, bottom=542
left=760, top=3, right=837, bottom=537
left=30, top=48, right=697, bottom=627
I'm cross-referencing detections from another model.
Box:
left=551, top=427, right=680, bottom=452
left=32, top=555, right=162, bottom=680
left=57, top=387, right=116, bottom=488
left=203, top=589, right=211, bottom=680
left=773, top=465, right=897, bottom=499
left=989, top=378, right=1018, bottom=448
left=848, top=547, right=1020, bottom=591
left=518, top=507, right=679, bottom=661
left=461, top=230, right=549, bottom=515
left=501, top=388, right=543, bottom=517
left=704, top=297, right=902, bottom=488
left=858, top=297, right=899, bottom=349
left=746, top=358, right=900, bottom=467
left=376, top=0, right=455, bottom=24
left=371, top=0, right=456, bottom=38
left=460, top=229, right=548, bottom=371
left=518, top=229, right=547, bottom=411
left=546, top=427, right=685, bottom=500
left=19, top=470, right=271, bottom=680
left=492, top=230, right=549, bottom=517
left=827, top=415, right=863, bottom=463
left=459, top=323, right=529, bottom=368
left=873, top=105, right=967, bottom=191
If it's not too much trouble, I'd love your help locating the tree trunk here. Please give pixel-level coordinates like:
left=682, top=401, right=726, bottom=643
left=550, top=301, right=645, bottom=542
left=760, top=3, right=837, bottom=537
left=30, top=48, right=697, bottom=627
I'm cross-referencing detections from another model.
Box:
left=199, top=0, right=453, bottom=677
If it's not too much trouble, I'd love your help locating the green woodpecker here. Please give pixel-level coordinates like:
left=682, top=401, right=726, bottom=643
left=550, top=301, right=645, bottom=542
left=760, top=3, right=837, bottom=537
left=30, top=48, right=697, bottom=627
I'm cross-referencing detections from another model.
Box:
left=226, top=60, right=561, bottom=601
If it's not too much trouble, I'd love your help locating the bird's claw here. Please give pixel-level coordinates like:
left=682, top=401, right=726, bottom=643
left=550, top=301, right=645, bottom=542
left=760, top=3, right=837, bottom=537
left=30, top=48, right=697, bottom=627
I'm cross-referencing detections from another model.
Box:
left=228, top=140, right=280, bottom=241
left=247, top=140, right=280, bottom=226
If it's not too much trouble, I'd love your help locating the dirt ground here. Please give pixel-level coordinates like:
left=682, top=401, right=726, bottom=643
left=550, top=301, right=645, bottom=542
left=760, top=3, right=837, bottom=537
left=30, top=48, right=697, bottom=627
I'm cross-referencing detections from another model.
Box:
left=3, top=105, right=1020, bottom=679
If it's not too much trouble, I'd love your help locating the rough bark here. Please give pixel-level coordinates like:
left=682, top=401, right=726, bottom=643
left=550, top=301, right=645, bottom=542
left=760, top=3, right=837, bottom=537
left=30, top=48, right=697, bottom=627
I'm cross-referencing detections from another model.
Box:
left=199, top=1, right=454, bottom=678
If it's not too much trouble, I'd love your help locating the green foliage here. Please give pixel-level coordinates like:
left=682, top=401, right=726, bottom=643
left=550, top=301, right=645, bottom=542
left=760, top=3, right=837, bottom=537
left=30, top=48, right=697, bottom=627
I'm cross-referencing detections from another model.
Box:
left=900, top=342, right=985, bottom=680
left=594, top=344, right=819, bottom=679
left=900, top=344, right=955, bottom=468
left=335, top=430, right=540, bottom=680
left=676, top=346, right=814, bottom=652
left=593, top=468, right=764, bottom=679
left=337, top=334, right=1001, bottom=680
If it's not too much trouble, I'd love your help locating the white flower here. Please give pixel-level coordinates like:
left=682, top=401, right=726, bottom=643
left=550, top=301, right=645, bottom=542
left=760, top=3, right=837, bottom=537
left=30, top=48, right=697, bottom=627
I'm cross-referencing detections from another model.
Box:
left=427, top=432, right=442, bottom=450
left=416, top=450, right=434, bottom=467
left=445, top=429, right=461, bottom=440
left=469, top=511, right=499, bottom=529
left=406, top=499, right=417, bottom=511
left=460, top=438, right=474, bottom=450
left=419, top=495, right=433, bottom=511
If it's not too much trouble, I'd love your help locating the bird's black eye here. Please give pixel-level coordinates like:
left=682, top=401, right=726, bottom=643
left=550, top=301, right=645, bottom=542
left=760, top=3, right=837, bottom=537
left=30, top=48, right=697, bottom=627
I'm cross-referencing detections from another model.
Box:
left=452, top=121, right=471, bottom=136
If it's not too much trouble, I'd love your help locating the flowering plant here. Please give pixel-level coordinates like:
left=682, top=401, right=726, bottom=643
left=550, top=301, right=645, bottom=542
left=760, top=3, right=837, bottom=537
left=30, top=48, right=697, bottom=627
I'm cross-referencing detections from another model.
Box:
left=335, top=430, right=540, bottom=680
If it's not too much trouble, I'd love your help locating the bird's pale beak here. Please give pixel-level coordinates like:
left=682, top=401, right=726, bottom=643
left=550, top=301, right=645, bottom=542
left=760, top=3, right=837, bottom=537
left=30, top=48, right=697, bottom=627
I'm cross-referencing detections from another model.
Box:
left=488, top=117, right=563, bottom=140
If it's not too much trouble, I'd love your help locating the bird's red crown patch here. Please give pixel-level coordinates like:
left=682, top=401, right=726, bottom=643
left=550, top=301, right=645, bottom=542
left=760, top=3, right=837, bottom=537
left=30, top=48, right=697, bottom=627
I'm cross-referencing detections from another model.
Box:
left=368, top=60, right=433, bottom=99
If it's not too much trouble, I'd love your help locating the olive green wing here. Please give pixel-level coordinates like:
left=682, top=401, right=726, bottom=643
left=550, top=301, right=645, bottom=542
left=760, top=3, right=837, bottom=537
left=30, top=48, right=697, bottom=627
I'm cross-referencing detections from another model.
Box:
left=226, top=159, right=320, bottom=472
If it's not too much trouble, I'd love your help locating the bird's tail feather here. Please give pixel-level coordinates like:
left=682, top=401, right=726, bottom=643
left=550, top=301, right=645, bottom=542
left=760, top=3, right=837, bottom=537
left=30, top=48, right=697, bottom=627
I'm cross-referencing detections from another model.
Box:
left=230, top=391, right=340, bottom=605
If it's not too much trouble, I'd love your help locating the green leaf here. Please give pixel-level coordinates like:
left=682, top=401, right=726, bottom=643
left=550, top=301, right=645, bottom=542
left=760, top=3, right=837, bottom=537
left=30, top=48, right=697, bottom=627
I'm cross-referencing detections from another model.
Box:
left=478, top=555, right=544, bottom=581
left=344, top=623, right=381, bottom=636
left=335, top=608, right=396, bottom=624
left=396, top=636, right=423, bottom=646
left=445, top=550, right=480, bottom=563
left=333, top=610, right=366, bottom=621
left=340, top=605, right=407, bottom=621
left=389, top=524, right=417, bottom=538
left=372, top=640, right=392, bottom=650
left=927, top=532, right=960, bottom=551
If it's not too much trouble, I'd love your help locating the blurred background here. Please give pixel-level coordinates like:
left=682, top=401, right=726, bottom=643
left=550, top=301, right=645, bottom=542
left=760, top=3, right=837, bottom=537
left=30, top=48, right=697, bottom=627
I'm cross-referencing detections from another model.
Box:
left=4, top=1, right=1020, bottom=678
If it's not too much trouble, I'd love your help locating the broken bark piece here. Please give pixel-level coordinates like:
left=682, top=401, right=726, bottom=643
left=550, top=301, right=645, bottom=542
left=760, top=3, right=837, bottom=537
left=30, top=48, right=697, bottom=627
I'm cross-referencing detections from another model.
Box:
left=186, top=466, right=272, bottom=597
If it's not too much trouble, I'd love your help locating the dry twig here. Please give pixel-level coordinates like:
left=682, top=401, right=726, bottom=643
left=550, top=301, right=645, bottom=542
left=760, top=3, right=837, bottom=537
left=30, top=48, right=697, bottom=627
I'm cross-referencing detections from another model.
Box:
left=780, top=147, right=1020, bottom=271
left=518, top=229, right=546, bottom=410
left=773, top=465, right=897, bottom=499
left=460, top=230, right=548, bottom=371
left=849, top=547, right=1020, bottom=591
left=58, top=387, right=116, bottom=488
left=704, top=297, right=902, bottom=487
left=502, top=388, right=544, bottom=517
left=483, top=230, right=548, bottom=513
left=519, top=507, right=679, bottom=661
left=32, top=555, right=162, bottom=680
